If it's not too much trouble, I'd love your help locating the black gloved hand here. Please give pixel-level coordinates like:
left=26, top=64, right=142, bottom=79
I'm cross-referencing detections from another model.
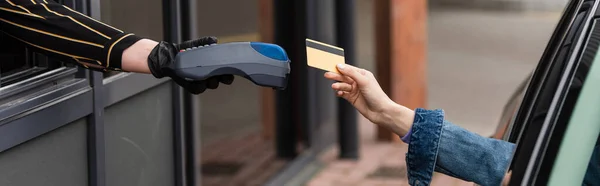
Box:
left=147, top=36, right=234, bottom=94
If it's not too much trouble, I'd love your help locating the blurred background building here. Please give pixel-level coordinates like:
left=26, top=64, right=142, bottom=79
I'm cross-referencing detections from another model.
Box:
left=0, top=0, right=569, bottom=186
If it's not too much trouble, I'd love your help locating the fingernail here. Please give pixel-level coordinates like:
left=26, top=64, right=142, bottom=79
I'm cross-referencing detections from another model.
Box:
left=337, top=64, right=345, bottom=70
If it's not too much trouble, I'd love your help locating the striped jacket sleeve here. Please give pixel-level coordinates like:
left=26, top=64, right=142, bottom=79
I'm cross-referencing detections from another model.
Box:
left=0, top=0, right=143, bottom=72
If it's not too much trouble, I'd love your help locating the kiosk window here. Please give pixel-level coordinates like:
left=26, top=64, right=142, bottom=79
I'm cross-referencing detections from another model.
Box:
left=0, top=0, right=78, bottom=92
left=0, top=32, right=66, bottom=87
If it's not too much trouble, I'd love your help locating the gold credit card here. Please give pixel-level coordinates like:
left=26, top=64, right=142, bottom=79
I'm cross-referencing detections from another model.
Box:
left=306, top=38, right=345, bottom=74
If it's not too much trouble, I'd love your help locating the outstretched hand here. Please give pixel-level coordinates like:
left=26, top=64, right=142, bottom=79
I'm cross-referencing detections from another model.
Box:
left=324, top=64, right=415, bottom=136
left=324, top=64, right=396, bottom=126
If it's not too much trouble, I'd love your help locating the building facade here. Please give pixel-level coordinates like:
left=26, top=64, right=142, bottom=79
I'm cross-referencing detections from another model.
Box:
left=0, top=0, right=358, bottom=186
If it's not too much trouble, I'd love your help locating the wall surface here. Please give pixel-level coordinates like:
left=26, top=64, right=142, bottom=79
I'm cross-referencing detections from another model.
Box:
left=104, top=82, right=174, bottom=186
left=0, top=119, right=88, bottom=186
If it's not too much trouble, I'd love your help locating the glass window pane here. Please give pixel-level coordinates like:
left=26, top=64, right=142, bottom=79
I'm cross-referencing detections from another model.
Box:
left=195, top=0, right=259, bottom=41
left=100, top=0, right=164, bottom=78
left=194, top=1, right=285, bottom=185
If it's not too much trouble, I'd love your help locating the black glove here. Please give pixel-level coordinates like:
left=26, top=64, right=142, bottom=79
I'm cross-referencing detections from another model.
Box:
left=147, top=36, right=234, bottom=94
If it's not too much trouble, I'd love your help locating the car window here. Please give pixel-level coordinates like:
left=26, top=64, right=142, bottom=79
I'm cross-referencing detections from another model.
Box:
left=504, top=0, right=584, bottom=146
left=533, top=20, right=597, bottom=184
left=508, top=1, right=600, bottom=185
left=538, top=17, right=595, bottom=173
left=507, top=1, right=589, bottom=177
left=494, top=74, right=530, bottom=140
left=544, top=42, right=600, bottom=185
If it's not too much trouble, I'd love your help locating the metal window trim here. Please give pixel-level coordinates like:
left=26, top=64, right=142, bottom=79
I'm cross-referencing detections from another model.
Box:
left=87, top=2, right=106, bottom=186
left=162, top=0, right=187, bottom=186
left=0, top=78, right=90, bottom=122
left=179, top=0, right=203, bottom=185
left=0, top=86, right=93, bottom=153
left=0, top=67, right=79, bottom=100
left=102, top=72, right=171, bottom=107
left=2, top=67, right=51, bottom=85
left=88, top=70, right=105, bottom=186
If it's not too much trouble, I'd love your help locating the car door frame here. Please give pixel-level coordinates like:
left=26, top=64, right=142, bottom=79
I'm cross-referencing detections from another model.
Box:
left=508, top=0, right=600, bottom=185
left=504, top=0, right=583, bottom=146
left=545, top=39, right=600, bottom=185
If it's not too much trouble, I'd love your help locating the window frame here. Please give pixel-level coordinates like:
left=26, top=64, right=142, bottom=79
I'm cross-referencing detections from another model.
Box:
left=102, top=73, right=171, bottom=107
left=495, top=73, right=530, bottom=140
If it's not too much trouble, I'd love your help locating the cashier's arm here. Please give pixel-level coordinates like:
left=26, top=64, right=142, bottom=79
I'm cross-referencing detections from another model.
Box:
left=0, top=0, right=160, bottom=73
left=121, top=39, right=157, bottom=74
left=0, top=0, right=232, bottom=94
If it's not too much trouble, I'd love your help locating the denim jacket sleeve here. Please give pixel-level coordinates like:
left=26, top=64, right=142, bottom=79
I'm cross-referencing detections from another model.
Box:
left=405, top=108, right=516, bottom=186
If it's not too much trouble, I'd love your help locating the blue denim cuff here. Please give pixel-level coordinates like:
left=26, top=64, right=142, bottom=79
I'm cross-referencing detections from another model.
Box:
left=405, top=108, right=445, bottom=186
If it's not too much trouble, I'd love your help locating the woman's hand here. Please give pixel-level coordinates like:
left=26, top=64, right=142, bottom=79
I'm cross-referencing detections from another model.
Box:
left=324, top=64, right=415, bottom=136
left=502, top=171, right=511, bottom=186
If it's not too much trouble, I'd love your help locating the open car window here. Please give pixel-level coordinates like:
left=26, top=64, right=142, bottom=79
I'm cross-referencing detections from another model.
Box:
left=504, top=0, right=585, bottom=147
left=495, top=73, right=530, bottom=141
left=508, top=0, right=600, bottom=185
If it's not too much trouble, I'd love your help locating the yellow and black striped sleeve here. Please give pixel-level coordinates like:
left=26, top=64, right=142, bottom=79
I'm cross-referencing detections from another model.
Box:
left=0, top=0, right=144, bottom=71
